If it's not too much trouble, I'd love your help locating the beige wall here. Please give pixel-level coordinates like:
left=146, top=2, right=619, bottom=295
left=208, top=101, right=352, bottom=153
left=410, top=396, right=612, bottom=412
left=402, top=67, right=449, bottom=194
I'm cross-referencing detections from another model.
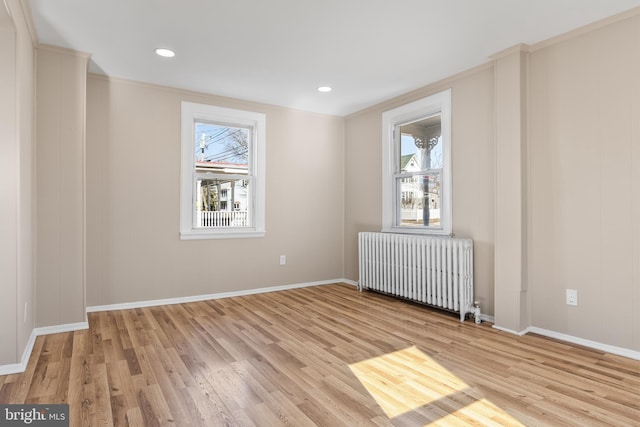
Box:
left=86, top=76, right=345, bottom=306
left=0, top=0, right=35, bottom=366
left=528, top=14, right=640, bottom=350
left=36, top=46, right=88, bottom=327
left=344, top=65, right=496, bottom=316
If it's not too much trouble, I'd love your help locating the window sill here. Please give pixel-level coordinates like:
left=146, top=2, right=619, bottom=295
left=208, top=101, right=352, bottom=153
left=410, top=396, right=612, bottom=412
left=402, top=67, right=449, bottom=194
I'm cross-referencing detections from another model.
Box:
left=382, top=226, right=452, bottom=237
left=180, top=229, right=266, bottom=240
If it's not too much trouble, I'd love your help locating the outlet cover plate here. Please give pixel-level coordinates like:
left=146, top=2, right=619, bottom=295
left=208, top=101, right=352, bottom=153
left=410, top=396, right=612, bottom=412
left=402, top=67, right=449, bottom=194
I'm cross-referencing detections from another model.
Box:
left=566, top=289, right=578, bottom=306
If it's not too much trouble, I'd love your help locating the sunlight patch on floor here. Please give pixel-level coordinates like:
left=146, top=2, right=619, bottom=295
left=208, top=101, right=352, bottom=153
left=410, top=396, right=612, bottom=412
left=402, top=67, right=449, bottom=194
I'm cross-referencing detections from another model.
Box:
left=434, top=398, right=525, bottom=426
left=349, top=346, right=523, bottom=426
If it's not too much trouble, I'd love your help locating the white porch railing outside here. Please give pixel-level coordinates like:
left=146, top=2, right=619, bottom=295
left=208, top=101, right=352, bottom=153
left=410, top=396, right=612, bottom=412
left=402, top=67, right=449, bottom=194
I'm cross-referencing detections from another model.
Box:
left=197, top=210, right=249, bottom=227
left=401, top=208, right=440, bottom=221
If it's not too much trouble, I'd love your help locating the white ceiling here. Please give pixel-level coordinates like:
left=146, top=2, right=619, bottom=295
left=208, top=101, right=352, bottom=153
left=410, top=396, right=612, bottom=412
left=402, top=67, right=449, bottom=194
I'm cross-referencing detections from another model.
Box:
left=29, top=0, right=640, bottom=116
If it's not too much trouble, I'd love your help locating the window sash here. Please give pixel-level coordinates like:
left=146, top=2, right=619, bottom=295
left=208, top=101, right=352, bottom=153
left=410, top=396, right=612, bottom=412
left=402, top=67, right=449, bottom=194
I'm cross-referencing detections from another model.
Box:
left=394, top=170, right=443, bottom=229
left=193, top=174, right=254, bottom=229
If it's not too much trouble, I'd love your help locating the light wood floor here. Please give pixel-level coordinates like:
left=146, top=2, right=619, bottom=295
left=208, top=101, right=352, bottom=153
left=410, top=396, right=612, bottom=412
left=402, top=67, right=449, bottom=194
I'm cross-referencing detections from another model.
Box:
left=1, top=283, right=638, bottom=426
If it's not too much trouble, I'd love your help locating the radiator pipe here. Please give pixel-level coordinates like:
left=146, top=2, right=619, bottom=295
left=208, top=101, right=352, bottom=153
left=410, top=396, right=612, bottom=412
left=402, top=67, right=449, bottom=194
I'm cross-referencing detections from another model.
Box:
left=474, top=301, right=481, bottom=324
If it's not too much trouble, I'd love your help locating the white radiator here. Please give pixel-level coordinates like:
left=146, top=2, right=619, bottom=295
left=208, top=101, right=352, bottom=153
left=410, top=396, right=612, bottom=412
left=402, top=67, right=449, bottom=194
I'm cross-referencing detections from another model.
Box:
left=358, top=232, right=474, bottom=321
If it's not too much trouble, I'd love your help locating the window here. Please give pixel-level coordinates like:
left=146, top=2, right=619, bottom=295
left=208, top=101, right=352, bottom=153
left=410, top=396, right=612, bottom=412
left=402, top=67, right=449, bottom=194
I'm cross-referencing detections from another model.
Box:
left=382, top=89, right=451, bottom=235
left=180, top=102, right=265, bottom=239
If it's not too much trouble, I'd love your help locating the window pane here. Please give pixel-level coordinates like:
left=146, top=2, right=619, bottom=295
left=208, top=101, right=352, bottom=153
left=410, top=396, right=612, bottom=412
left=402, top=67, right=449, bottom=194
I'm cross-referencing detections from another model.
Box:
left=195, top=122, right=249, bottom=167
left=399, top=114, right=442, bottom=171
left=195, top=178, right=251, bottom=228
left=397, top=173, right=442, bottom=228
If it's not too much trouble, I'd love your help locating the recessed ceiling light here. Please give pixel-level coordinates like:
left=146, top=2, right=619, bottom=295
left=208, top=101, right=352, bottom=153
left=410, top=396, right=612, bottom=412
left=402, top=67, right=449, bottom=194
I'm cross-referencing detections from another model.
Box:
left=155, top=48, right=175, bottom=58
left=317, top=86, right=332, bottom=93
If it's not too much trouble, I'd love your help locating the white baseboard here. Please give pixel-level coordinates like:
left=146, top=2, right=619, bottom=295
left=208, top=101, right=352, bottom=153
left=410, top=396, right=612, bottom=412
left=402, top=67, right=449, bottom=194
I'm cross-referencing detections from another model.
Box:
left=492, top=324, right=640, bottom=360
left=525, top=326, right=640, bottom=361
left=0, top=362, right=27, bottom=376
left=87, top=279, right=348, bottom=312
left=0, top=329, right=35, bottom=376
left=342, top=279, right=358, bottom=287
left=492, top=325, right=529, bottom=336
left=479, top=314, right=495, bottom=323
left=33, top=321, right=89, bottom=336
left=0, top=321, right=89, bottom=375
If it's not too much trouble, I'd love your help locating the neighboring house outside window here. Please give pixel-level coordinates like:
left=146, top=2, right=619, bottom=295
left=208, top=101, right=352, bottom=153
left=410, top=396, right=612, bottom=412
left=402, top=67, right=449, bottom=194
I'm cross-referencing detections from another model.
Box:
left=382, top=89, right=452, bottom=235
left=180, top=102, right=266, bottom=239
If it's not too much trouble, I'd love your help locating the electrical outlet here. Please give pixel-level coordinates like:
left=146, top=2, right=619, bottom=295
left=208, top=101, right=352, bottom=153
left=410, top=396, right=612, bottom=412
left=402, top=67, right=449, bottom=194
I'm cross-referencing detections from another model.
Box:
left=566, top=289, right=578, bottom=306
left=279, top=255, right=286, bottom=266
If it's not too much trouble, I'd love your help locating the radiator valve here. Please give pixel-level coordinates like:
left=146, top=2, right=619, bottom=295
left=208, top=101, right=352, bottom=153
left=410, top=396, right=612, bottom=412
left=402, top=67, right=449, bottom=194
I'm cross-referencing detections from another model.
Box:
left=473, top=301, right=481, bottom=324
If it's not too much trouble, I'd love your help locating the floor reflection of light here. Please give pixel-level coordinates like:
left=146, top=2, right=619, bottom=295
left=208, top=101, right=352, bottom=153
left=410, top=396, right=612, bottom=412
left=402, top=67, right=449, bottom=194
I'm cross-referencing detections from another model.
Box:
left=436, top=398, right=525, bottom=426
left=349, top=346, right=524, bottom=426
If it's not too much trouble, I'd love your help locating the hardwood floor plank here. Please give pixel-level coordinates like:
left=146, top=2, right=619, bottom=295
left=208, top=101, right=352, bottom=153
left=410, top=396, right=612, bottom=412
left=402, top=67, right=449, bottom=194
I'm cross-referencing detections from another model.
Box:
left=94, top=362, right=115, bottom=426
left=137, top=383, right=174, bottom=426
left=184, top=384, right=235, bottom=426
left=125, top=407, right=144, bottom=427
left=243, top=401, right=288, bottom=427
left=139, top=344, right=191, bottom=424
left=0, top=283, right=638, bottom=426
left=109, top=394, right=128, bottom=427
left=246, top=354, right=310, bottom=405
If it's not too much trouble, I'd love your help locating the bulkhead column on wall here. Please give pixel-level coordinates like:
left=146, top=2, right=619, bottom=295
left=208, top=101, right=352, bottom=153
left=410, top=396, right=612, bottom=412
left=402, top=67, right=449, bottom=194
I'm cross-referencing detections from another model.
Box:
left=491, top=44, right=530, bottom=333
left=36, top=45, right=90, bottom=328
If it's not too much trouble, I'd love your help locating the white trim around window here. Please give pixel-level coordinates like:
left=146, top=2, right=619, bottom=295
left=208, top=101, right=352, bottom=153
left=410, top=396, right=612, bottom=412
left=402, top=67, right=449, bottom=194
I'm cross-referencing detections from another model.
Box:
left=180, top=101, right=266, bottom=239
left=381, top=89, right=452, bottom=235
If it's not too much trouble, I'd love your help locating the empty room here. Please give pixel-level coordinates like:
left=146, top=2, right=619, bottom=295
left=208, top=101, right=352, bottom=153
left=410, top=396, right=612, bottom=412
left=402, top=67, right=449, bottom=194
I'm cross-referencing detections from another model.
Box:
left=1, top=0, right=639, bottom=425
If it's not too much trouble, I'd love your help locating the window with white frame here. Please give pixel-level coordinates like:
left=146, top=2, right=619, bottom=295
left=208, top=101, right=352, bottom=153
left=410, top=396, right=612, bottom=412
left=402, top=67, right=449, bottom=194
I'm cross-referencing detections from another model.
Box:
left=180, top=102, right=266, bottom=239
left=382, top=89, right=451, bottom=235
